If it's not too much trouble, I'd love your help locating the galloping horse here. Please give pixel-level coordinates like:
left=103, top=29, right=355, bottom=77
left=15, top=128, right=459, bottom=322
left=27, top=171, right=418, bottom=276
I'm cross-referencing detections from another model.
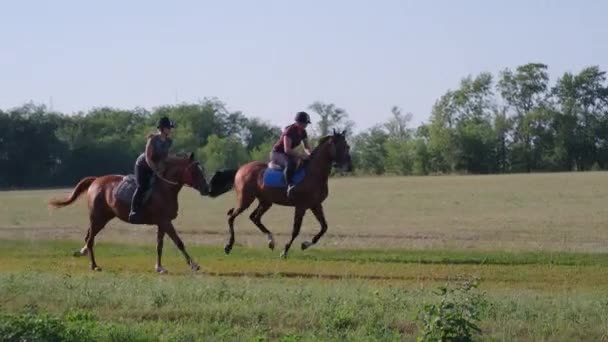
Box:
left=214, top=130, right=352, bottom=258
left=49, top=152, right=209, bottom=273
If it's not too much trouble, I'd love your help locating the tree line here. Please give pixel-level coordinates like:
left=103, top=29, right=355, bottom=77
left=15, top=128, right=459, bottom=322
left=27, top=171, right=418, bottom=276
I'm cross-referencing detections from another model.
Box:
left=1, top=63, right=607, bottom=188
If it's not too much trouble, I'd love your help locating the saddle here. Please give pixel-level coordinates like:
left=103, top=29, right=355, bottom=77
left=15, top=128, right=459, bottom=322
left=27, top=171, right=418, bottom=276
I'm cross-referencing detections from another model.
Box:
left=263, top=161, right=306, bottom=188
left=114, top=174, right=156, bottom=206
left=267, top=160, right=283, bottom=170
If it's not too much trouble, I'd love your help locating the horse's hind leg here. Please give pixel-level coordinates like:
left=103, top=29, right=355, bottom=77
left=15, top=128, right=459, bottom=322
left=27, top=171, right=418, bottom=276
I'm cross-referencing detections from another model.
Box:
left=86, top=216, right=110, bottom=271
left=249, top=201, right=274, bottom=250
left=73, top=229, right=90, bottom=257
left=302, top=204, right=328, bottom=250
left=225, top=191, right=255, bottom=255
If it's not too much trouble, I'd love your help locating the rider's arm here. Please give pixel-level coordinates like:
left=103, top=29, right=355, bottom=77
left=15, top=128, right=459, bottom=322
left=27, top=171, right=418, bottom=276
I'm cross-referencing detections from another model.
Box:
left=144, top=137, right=158, bottom=170
left=283, top=136, right=297, bottom=157
left=302, top=138, right=312, bottom=155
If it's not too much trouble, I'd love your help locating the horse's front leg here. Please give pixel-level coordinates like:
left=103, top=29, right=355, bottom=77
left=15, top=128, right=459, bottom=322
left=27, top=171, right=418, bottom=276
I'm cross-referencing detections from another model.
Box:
left=155, top=226, right=168, bottom=273
left=302, top=204, right=328, bottom=250
left=281, top=207, right=306, bottom=258
left=163, top=222, right=200, bottom=271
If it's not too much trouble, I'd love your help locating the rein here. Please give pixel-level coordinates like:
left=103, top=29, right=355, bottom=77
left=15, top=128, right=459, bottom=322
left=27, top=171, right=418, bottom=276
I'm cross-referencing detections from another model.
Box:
left=154, top=161, right=199, bottom=187
left=155, top=172, right=179, bottom=186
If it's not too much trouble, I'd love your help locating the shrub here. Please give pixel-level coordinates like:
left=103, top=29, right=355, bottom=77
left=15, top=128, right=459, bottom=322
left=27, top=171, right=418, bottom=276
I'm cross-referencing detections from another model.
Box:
left=417, top=279, right=486, bottom=342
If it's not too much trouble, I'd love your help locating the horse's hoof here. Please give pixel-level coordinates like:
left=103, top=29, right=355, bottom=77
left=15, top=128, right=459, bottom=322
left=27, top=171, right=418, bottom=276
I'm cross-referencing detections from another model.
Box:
left=155, top=265, right=168, bottom=274
left=280, top=251, right=288, bottom=259
left=92, top=266, right=102, bottom=272
left=268, top=240, right=275, bottom=250
left=224, top=245, right=232, bottom=255
left=191, top=262, right=200, bottom=271
left=301, top=241, right=313, bottom=250
left=74, top=248, right=88, bottom=257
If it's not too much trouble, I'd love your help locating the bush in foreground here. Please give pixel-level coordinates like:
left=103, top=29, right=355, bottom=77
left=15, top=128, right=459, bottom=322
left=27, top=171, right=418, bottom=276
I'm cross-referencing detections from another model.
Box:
left=417, top=278, right=487, bottom=342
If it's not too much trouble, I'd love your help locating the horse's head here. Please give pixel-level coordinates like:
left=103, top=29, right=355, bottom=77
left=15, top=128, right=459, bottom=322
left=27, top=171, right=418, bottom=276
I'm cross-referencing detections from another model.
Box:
left=317, top=129, right=353, bottom=172
left=165, top=152, right=210, bottom=196
left=330, top=129, right=353, bottom=172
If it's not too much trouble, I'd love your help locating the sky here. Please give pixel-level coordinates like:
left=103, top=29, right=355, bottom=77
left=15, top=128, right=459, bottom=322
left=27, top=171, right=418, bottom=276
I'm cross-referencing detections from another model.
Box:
left=1, top=0, right=607, bottom=130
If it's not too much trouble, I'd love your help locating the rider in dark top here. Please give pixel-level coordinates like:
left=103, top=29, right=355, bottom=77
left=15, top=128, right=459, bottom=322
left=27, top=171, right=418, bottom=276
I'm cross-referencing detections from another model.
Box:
left=270, top=111, right=312, bottom=197
left=128, top=116, right=174, bottom=223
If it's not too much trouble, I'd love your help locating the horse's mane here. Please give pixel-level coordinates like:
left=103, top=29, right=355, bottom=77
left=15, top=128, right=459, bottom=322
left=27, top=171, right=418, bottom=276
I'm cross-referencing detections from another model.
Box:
left=310, top=135, right=332, bottom=158
left=316, top=135, right=332, bottom=147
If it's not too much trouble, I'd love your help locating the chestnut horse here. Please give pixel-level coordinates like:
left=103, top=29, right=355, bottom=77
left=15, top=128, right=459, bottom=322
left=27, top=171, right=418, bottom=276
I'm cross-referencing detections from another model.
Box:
left=215, top=130, right=352, bottom=258
left=49, top=152, right=209, bottom=273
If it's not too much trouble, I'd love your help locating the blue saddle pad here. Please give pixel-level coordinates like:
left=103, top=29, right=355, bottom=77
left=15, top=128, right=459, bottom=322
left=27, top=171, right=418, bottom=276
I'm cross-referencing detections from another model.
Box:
left=114, top=174, right=154, bottom=205
left=263, top=168, right=305, bottom=188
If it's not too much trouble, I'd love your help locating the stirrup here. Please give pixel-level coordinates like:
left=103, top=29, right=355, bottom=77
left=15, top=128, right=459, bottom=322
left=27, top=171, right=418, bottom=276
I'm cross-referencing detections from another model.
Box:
left=128, top=211, right=141, bottom=223
left=286, top=184, right=296, bottom=197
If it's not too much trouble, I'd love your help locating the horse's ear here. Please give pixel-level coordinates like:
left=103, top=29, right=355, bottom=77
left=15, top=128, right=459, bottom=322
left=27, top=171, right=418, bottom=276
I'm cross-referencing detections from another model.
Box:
left=341, top=130, right=346, bottom=136
left=333, top=128, right=337, bottom=135
left=189, top=152, right=194, bottom=161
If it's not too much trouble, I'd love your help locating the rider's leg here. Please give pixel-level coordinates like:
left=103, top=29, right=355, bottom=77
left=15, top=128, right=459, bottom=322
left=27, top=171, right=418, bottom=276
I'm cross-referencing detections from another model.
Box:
left=271, top=152, right=296, bottom=196
left=285, top=156, right=297, bottom=197
left=129, top=162, right=152, bottom=222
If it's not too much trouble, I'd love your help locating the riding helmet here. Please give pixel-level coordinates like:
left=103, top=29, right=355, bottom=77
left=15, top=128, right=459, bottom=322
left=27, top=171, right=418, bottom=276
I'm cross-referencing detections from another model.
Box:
left=157, top=116, right=175, bottom=129
left=295, top=111, right=312, bottom=124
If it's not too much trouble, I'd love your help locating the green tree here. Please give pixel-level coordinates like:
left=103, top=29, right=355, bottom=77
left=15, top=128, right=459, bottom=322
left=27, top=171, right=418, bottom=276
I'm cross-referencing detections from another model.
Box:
left=198, top=135, right=250, bottom=172
left=552, top=66, right=608, bottom=170
left=308, top=101, right=355, bottom=137
left=250, top=140, right=275, bottom=162
left=384, top=106, right=412, bottom=140
left=0, top=104, right=67, bottom=187
left=493, top=108, right=512, bottom=172
left=427, top=92, right=459, bottom=173
left=384, top=139, right=415, bottom=175
left=497, top=63, right=550, bottom=172
left=412, top=135, right=431, bottom=175
left=241, top=118, right=280, bottom=152
left=351, top=127, right=388, bottom=175
left=383, top=106, right=416, bottom=175
left=456, top=117, right=497, bottom=173
left=427, top=73, right=497, bottom=174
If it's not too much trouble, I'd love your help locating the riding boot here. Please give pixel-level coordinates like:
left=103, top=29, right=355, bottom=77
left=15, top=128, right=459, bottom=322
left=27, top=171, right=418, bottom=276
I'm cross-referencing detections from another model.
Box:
left=128, top=187, right=145, bottom=223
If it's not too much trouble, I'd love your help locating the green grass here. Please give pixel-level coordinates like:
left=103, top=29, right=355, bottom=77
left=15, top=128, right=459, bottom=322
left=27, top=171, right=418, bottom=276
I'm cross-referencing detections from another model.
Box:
left=1, top=240, right=607, bottom=288
left=0, top=240, right=607, bottom=340
left=1, top=173, right=608, bottom=340
left=1, top=172, right=608, bottom=252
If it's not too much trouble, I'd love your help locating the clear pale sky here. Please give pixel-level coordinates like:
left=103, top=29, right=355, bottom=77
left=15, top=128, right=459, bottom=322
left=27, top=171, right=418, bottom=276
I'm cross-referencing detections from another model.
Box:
left=1, top=0, right=606, bottom=130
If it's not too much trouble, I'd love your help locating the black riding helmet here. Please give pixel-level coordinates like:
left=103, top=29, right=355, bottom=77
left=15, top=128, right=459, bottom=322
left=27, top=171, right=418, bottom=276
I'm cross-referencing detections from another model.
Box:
left=295, top=111, right=312, bottom=124
left=157, top=116, right=175, bottom=129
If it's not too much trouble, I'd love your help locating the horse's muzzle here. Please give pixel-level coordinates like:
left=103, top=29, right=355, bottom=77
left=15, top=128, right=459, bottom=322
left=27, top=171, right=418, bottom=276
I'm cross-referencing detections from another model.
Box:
left=333, top=162, right=353, bottom=173
left=199, top=184, right=210, bottom=196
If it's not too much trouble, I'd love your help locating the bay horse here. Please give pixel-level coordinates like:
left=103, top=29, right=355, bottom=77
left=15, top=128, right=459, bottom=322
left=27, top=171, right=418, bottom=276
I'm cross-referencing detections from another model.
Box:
left=213, top=130, right=352, bottom=258
left=48, top=152, right=209, bottom=273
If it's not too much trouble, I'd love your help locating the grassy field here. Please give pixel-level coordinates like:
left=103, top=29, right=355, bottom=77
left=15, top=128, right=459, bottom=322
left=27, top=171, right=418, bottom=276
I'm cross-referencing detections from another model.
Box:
left=0, top=173, right=607, bottom=341
left=1, top=172, right=608, bottom=251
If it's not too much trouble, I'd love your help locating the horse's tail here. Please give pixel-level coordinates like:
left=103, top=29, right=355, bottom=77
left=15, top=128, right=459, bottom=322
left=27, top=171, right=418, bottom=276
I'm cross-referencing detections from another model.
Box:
left=207, top=168, right=238, bottom=198
left=48, top=177, right=97, bottom=208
